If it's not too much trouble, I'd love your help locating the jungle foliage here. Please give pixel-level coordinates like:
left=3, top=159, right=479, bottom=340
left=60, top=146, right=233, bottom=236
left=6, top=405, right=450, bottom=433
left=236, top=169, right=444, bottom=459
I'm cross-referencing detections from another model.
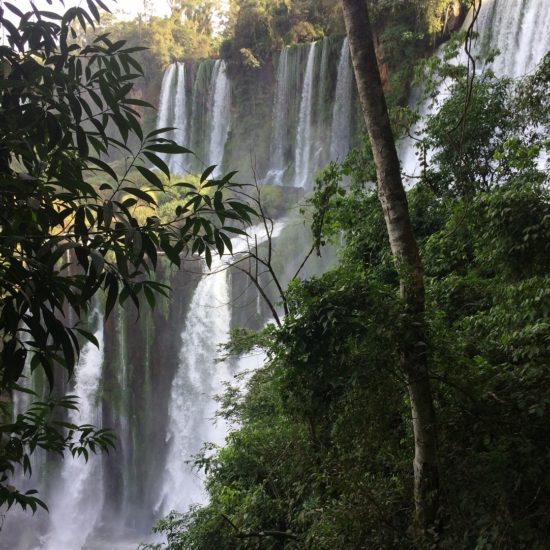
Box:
left=146, top=47, right=550, bottom=549
left=0, top=0, right=253, bottom=513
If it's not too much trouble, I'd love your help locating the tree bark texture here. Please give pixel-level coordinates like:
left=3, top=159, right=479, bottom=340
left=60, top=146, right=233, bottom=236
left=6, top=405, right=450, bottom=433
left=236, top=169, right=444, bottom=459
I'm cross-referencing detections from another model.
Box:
left=341, top=0, right=440, bottom=541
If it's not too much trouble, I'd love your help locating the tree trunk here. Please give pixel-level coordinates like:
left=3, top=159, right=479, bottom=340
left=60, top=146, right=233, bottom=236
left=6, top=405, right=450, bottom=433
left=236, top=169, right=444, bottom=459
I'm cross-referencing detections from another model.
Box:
left=341, top=0, right=440, bottom=542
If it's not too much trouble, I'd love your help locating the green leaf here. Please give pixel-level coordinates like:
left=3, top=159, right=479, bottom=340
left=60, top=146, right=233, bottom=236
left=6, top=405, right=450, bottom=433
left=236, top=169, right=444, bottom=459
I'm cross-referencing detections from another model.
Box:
left=105, top=276, right=119, bottom=318
left=123, top=186, right=157, bottom=204
left=146, top=142, right=191, bottom=155
left=200, top=165, right=216, bottom=183
left=135, top=166, right=164, bottom=191
left=143, top=152, right=170, bottom=178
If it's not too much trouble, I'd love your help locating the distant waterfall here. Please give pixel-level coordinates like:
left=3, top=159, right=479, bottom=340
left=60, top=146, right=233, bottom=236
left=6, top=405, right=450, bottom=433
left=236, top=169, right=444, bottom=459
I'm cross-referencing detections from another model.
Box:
left=208, top=60, right=231, bottom=173
left=170, top=62, right=188, bottom=174
left=156, top=64, right=177, bottom=165
left=295, top=41, right=318, bottom=188
left=266, top=46, right=291, bottom=184
left=330, top=38, right=353, bottom=162
left=264, top=37, right=357, bottom=188
left=314, top=38, right=331, bottom=168
left=42, top=310, right=105, bottom=550
left=156, top=60, right=231, bottom=176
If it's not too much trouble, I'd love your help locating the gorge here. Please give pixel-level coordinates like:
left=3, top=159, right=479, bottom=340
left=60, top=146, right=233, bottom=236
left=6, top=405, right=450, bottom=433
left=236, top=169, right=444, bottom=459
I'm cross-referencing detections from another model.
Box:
left=3, top=0, right=550, bottom=548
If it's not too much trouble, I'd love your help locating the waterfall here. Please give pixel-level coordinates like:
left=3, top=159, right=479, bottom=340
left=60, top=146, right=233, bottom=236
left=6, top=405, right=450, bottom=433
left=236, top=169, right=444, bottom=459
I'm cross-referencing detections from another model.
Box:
left=155, top=64, right=177, bottom=165
left=155, top=60, right=232, bottom=176
left=330, top=38, right=353, bottom=162
left=208, top=60, right=231, bottom=173
left=190, top=61, right=216, bottom=167
left=477, top=0, right=550, bottom=77
left=170, top=62, right=188, bottom=175
left=399, top=0, right=550, bottom=183
left=7, top=3, right=549, bottom=547
left=42, top=310, right=105, bottom=550
left=265, top=46, right=291, bottom=184
left=265, top=37, right=357, bottom=187
left=156, top=256, right=231, bottom=513
left=295, top=41, right=318, bottom=188
left=157, top=224, right=283, bottom=515
left=313, top=37, right=332, bottom=169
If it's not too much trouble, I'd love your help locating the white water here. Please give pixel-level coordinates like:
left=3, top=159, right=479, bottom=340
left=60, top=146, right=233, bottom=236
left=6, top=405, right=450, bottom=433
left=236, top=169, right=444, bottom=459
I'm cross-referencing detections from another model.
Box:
left=330, top=38, right=353, bottom=162
left=313, top=38, right=331, bottom=169
left=170, top=62, right=188, bottom=174
left=477, top=0, right=550, bottom=78
left=266, top=47, right=290, bottom=185
left=157, top=223, right=283, bottom=515
left=41, top=311, right=105, bottom=550
left=155, top=64, right=177, bottom=165
left=400, top=0, right=550, bottom=184
left=208, top=60, right=232, bottom=174
left=295, top=41, right=318, bottom=188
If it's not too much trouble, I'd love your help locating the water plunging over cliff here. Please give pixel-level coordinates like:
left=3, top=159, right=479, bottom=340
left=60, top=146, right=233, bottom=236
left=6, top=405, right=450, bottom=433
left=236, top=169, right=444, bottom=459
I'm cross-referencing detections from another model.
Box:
left=295, top=41, right=319, bottom=188
left=155, top=37, right=358, bottom=189
left=6, top=3, right=550, bottom=546
left=156, top=64, right=177, bottom=167
left=331, top=38, right=353, bottom=162
left=208, top=60, right=232, bottom=173
left=171, top=62, right=188, bottom=175
left=43, top=310, right=105, bottom=549
left=157, top=224, right=283, bottom=515
left=399, top=0, right=550, bottom=183
left=266, top=46, right=291, bottom=185
left=476, top=0, right=550, bottom=78
left=155, top=59, right=231, bottom=176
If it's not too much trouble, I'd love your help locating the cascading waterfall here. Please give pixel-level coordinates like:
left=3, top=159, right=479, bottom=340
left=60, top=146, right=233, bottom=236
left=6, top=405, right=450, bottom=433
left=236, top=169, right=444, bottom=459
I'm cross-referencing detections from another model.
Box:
left=189, top=60, right=214, bottom=165
left=7, top=4, right=550, bottom=547
left=155, top=60, right=231, bottom=175
left=295, top=41, right=318, bottom=188
left=330, top=38, right=353, bottom=162
left=208, top=60, right=232, bottom=173
left=155, top=64, right=177, bottom=165
left=42, top=310, right=105, bottom=550
left=477, top=0, right=550, bottom=77
left=399, top=0, right=550, bottom=183
left=312, top=38, right=331, bottom=169
left=264, top=37, right=357, bottom=187
left=157, top=224, right=283, bottom=515
left=266, top=46, right=291, bottom=184
left=156, top=255, right=232, bottom=513
left=170, top=62, right=188, bottom=175
left=157, top=38, right=356, bottom=189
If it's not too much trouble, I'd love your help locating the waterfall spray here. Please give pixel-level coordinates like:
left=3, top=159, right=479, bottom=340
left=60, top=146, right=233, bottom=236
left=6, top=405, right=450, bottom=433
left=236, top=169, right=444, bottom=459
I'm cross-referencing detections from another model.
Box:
left=42, top=310, right=105, bottom=550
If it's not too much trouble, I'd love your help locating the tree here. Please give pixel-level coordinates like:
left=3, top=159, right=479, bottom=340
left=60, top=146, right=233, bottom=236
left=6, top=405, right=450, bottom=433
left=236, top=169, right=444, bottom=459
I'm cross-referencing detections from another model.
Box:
left=0, top=1, right=252, bottom=512
left=341, top=0, right=440, bottom=540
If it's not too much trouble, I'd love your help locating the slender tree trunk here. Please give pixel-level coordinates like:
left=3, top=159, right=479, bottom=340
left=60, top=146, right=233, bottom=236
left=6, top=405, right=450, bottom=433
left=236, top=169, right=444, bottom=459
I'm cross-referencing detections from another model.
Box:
left=341, top=0, right=440, bottom=542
